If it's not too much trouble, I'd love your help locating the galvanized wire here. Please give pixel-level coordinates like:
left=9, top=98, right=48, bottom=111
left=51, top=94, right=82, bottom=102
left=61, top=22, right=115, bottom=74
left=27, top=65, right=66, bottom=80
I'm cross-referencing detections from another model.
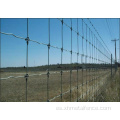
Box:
left=47, top=18, right=50, bottom=102
left=81, top=19, right=84, bottom=100
left=60, top=18, right=63, bottom=102
left=25, top=18, right=29, bottom=102
left=77, top=19, right=79, bottom=102
left=95, top=35, right=97, bottom=99
left=87, top=18, right=111, bottom=55
left=1, top=31, right=104, bottom=63
left=0, top=71, right=64, bottom=80
left=70, top=19, right=72, bottom=102
left=0, top=18, right=116, bottom=102
left=0, top=32, right=25, bottom=40
left=88, top=27, right=91, bottom=101
left=49, top=70, right=110, bottom=102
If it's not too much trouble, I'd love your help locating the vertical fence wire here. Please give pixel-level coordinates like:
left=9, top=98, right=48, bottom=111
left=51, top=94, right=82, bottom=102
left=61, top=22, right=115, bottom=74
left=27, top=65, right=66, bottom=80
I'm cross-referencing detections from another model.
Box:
left=90, top=29, right=92, bottom=101
left=88, top=28, right=91, bottom=101
left=95, top=36, right=97, bottom=100
left=70, top=19, right=72, bottom=102
left=93, top=34, right=96, bottom=101
left=77, top=19, right=79, bottom=102
left=94, top=36, right=96, bottom=100
left=98, top=40, right=101, bottom=97
left=47, top=18, right=50, bottom=102
left=93, top=33, right=94, bottom=101
left=96, top=37, right=99, bottom=100
left=82, top=19, right=84, bottom=100
left=98, top=40, right=100, bottom=96
left=96, top=37, right=98, bottom=100
left=61, top=19, right=63, bottom=102
left=91, top=31, right=94, bottom=101
left=89, top=29, right=92, bottom=101
left=25, top=18, right=29, bottom=102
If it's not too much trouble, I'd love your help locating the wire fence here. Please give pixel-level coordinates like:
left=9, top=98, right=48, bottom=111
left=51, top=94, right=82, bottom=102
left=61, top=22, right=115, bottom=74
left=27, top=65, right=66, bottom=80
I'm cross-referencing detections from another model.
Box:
left=0, top=18, right=117, bottom=102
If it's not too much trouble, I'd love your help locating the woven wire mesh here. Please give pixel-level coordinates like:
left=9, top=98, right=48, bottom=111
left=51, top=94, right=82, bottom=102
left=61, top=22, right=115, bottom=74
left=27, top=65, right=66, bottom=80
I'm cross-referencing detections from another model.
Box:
left=0, top=18, right=116, bottom=102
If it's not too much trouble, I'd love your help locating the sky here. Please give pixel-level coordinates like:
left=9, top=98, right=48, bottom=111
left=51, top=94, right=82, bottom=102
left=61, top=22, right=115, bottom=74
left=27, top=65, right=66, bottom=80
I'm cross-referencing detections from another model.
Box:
left=1, top=18, right=119, bottom=68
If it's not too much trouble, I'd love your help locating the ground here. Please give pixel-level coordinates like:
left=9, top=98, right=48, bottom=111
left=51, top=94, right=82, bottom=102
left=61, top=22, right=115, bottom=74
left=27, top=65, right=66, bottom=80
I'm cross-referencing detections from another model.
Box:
left=1, top=67, right=117, bottom=102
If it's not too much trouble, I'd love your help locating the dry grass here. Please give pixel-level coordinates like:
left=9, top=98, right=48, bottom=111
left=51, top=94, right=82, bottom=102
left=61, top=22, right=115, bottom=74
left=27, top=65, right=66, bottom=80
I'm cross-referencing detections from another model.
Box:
left=96, top=68, right=120, bottom=102
left=0, top=69, right=113, bottom=102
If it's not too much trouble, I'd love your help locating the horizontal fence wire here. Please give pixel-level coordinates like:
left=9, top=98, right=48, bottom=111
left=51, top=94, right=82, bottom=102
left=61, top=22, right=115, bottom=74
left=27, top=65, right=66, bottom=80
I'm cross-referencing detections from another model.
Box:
left=0, top=18, right=116, bottom=102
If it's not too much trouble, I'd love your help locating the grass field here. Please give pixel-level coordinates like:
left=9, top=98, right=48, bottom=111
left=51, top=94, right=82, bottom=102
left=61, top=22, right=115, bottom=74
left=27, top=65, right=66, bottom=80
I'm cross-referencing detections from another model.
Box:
left=0, top=67, right=114, bottom=102
left=96, top=68, right=120, bottom=102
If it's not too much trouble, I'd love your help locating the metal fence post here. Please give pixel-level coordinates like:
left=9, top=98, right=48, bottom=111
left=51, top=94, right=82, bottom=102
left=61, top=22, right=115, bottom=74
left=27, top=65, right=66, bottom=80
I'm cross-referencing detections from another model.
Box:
left=25, top=18, right=29, bottom=102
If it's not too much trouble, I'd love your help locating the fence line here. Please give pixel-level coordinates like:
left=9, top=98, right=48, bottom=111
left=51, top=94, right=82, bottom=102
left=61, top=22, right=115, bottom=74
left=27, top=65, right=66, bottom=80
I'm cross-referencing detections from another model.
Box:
left=87, top=18, right=111, bottom=55
left=0, top=18, right=116, bottom=102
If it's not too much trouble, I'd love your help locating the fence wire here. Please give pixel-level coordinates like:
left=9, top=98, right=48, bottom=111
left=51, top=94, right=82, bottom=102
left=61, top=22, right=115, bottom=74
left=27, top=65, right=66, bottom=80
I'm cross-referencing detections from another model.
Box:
left=0, top=18, right=117, bottom=102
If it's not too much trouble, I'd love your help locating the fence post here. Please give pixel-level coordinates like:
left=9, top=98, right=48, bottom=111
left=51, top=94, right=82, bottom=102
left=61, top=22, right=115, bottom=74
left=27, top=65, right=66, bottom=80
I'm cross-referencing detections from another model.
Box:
left=111, top=54, right=112, bottom=77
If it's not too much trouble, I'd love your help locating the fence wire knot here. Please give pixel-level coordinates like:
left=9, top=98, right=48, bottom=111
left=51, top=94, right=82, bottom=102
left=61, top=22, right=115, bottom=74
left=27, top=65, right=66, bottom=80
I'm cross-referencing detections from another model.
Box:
left=47, top=43, right=50, bottom=49
left=25, top=74, right=29, bottom=78
left=47, top=71, right=50, bottom=76
left=61, top=48, right=63, bottom=52
left=25, top=37, right=30, bottom=45
left=61, top=71, right=63, bottom=75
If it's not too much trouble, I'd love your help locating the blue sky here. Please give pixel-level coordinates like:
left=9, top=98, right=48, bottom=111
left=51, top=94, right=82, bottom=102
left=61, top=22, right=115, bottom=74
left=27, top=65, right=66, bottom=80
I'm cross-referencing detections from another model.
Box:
left=1, top=18, right=119, bottom=67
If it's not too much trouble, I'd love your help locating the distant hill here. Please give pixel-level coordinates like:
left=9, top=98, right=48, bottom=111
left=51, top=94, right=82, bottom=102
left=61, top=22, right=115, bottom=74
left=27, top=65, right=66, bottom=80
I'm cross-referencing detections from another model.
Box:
left=1, top=63, right=112, bottom=72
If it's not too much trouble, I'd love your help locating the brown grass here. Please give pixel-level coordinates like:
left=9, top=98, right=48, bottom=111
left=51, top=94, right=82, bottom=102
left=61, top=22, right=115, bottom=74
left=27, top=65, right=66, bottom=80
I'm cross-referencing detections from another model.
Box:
left=96, top=68, right=120, bottom=102
left=0, top=69, right=113, bottom=102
